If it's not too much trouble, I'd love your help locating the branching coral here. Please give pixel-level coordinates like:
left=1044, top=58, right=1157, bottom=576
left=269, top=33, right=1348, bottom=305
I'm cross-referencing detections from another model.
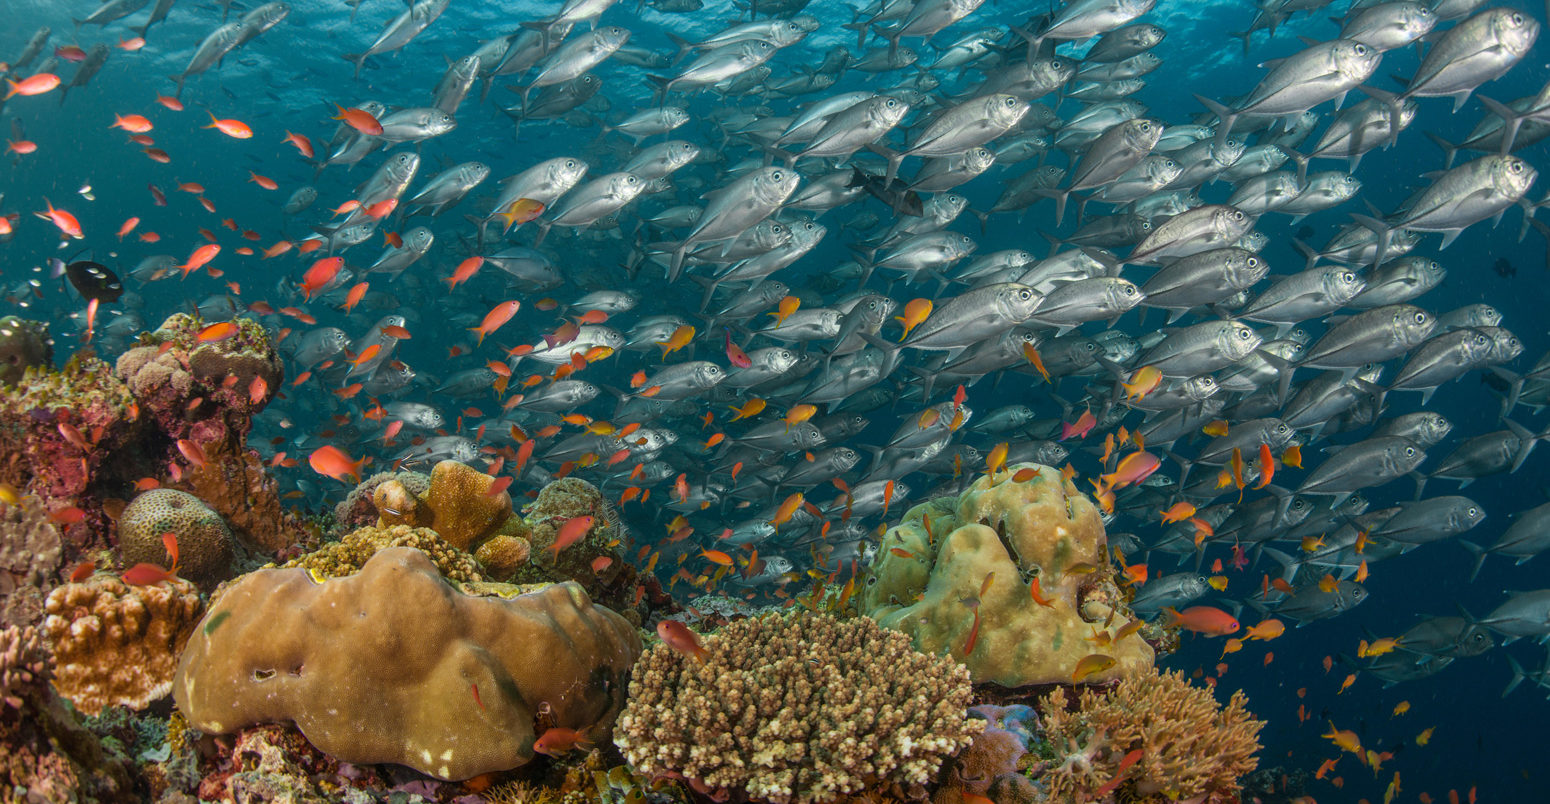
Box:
left=41, top=572, right=204, bottom=716
left=615, top=612, right=982, bottom=804
left=1038, top=669, right=1264, bottom=803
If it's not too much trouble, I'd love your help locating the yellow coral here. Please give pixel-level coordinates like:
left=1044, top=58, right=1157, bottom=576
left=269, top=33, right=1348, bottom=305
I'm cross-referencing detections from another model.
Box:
left=279, top=523, right=484, bottom=583
left=1039, top=668, right=1264, bottom=803
left=40, top=573, right=203, bottom=715
left=861, top=464, right=1152, bottom=686
left=119, top=488, right=234, bottom=586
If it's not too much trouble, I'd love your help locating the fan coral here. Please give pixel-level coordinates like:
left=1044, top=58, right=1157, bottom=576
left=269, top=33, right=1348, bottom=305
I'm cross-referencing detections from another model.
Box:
left=0, top=315, right=52, bottom=386
left=1037, top=669, right=1264, bottom=803
left=861, top=464, right=1153, bottom=687
left=119, top=489, right=234, bottom=587
left=0, top=495, right=64, bottom=629
left=615, top=612, right=982, bottom=804
left=175, top=547, right=640, bottom=781
left=279, top=523, right=485, bottom=583
left=41, top=572, right=204, bottom=716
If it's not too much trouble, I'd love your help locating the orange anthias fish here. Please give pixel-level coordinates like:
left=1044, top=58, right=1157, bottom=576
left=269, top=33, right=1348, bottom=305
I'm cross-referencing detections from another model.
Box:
left=470, top=301, right=521, bottom=345
left=895, top=298, right=932, bottom=341
left=1163, top=605, right=1241, bottom=636
left=1254, top=442, right=1275, bottom=489
left=1160, top=501, right=1196, bottom=524
left=4, top=73, right=61, bottom=99
left=121, top=563, right=180, bottom=586
left=498, top=198, right=545, bottom=232
left=1121, top=365, right=1162, bottom=400
left=657, top=620, right=708, bottom=662
left=1071, top=653, right=1116, bottom=683
left=308, top=445, right=366, bottom=483
left=767, top=295, right=800, bottom=328
left=1100, top=450, right=1160, bottom=490
left=333, top=104, right=383, bottom=135
left=300, top=256, right=343, bottom=300
left=533, top=727, right=593, bottom=756
left=547, top=515, right=595, bottom=558
left=656, top=324, right=695, bottom=360
left=205, top=112, right=253, bottom=138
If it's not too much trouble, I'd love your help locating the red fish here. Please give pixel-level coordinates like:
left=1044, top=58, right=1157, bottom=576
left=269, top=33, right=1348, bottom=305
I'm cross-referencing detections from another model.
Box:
left=533, top=727, right=593, bottom=756
left=5, top=73, right=60, bottom=99
left=470, top=301, right=521, bottom=345
left=1060, top=408, right=1097, bottom=441
left=1164, top=606, right=1241, bottom=636
left=301, top=257, right=344, bottom=300
left=724, top=329, right=751, bottom=368
left=121, top=563, right=179, bottom=586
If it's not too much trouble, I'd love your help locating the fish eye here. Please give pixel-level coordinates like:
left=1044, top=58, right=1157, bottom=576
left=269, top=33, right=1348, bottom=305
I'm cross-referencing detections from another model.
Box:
left=1354, top=44, right=1368, bottom=54
left=1139, top=122, right=1151, bottom=131
left=771, top=170, right=784, bottom=180
left=1469, top=507, right=1479, bottom=516
left=1247, top=257, right=1260, bottom=267
left=1413, top=312, right=1426, bottom=323
left=1342, top=272, right=1355, bottom=282
left=886, top=99, right=897, bottom=107
left=1405, top=447, right=1416, bottom=457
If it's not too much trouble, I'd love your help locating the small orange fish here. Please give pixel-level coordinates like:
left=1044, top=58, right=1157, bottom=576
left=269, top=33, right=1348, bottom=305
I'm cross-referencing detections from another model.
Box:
left=204, top=112, right=252, bottom=138
left=308, top=445, right=365, bottom=483
left=533, top=727, right=593, bottom=756
left=332, top=104, right=383, bottom=135
left=197, top=321, right=238, bottom=342
left=470, top=301, right=521, bottom=345
left=895, top=298, right=932, bottom=341
left=656, top=620, right=708, bottom=662
left=121, top=563, right=180, bottom=586
left=497, top=198, right=545, bottom=231
left=767, top=295, right=800, bottom=328
left=547, top=515, right=595, bottom=558
left=111, top=114, right=153, bottom=133
left=656, top=324, right=695, bottom=360
left=283, top=130, right=314, bottom=158
left=1071, top=653, right=1116, bottom=682
left=1022, top=342, right=1050, bottom=383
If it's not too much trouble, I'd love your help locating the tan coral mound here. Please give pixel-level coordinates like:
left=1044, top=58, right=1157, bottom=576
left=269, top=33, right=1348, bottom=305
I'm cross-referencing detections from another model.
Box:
left=175, top=547, right=640, bottom=781
left=1040, top=668, right=1264, bottom=803
left=0, top=495, right=64, bottom=629
left=860, top=464, right=1152, bottom=687
left=615, top=612, right=981, bottom=804
left=41, top=573, right=203, bottom=716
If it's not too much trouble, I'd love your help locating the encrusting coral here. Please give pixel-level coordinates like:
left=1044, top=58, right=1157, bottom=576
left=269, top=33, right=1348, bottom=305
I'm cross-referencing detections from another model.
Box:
left=0, top=353, right=138, bottom=504
left=279, top=523, right=485, bottom=583
left=41, top=572, right=204, bottom=716
left=614, top=611, right=982, bottom=804
left=175, top=546, right=641, bottom=781
left=860, top=463, right=1153, bottom=687
left=0, top=495, right=64, bottom=629
left=119, top=489, right=234, bottom=587
left=1038, top=668, right=1264, bottom=803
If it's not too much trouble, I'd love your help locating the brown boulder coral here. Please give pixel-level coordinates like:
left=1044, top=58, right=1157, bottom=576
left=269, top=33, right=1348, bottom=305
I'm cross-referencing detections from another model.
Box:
left=174, top=547, right=640, bottom=781
left=278, top=523, right=484, bottom=583
left=615, top=612, right=981, bottom=804
left=1038, top=668, right=1264, bottom=803
left=119, top=489, right=234, bottom=587
left=859, top=463, right=1152, bottom=687
left=41, top=572, right=203, bottom=716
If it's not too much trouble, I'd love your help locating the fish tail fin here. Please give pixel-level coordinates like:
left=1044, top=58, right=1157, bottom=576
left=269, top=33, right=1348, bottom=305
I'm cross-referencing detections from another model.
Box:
left=667, top=242, right=689, bottom=283
left=664, top=31, right=694, bottom=63
left=1194, top=94, right=1237, bottom=148
left=342, top=53, right=365, bottom=80
left=1503, top=655, right=1526, bottom=697
left=531, top=219, right=553, bottom=248
left=645, top=74, right=672, bottom=105
left=1349, top=212, right=1392, bottom=267
left=1478, top=94, right=1526, bottom=155
left=1459, top=540, right=1488, bottom=582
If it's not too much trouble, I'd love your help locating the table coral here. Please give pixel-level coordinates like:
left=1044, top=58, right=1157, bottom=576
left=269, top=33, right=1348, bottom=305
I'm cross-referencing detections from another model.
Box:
left=614, top=611, right=981, bottom=804
left=119, top=489, right=234, bottom=587
left=175, top=547, right=641, bottom=781
left=0, top=495, right=64, bottom=629
left=0, top=315, right=52, bottom=386
left=0, top=624, right=136, bottom=803
left=41, top=572, right=203, bottom=716
left=1037, top=668, right=1264, bottom=803
left=859, top=463, right=1153, bottom=687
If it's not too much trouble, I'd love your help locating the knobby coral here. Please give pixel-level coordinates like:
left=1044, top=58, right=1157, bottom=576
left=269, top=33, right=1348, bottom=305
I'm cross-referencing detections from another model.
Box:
left=119, top=489, right=234, bottom=587
left=1038, top=668, right=1264, bottom=803
left=615, top=612, right=982, bottom=804
left=279, top=523, right=485, bottom=583
left=41, top=572, right=204, bottom=716
left=175, top=547, right=640, bottom=780
left=0, top=495, right=64, bottom=629
left=860, top=464, right=1153, bottom=687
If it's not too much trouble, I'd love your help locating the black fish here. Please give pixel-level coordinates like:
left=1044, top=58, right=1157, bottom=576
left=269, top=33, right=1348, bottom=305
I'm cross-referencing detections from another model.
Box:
left=1493, top=257, right=1516, bottom=278
left=65, top=260, right=123, bottom=303
left=847, top=167, right=924, bottom=217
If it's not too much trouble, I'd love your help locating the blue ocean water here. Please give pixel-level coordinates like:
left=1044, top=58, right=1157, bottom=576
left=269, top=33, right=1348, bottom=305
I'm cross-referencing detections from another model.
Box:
left=3, top=0, right=1550, bottom=801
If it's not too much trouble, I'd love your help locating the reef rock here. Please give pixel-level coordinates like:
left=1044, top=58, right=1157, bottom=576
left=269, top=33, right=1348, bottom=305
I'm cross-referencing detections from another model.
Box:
left=174, top=546, right=640, bottom=780
left=859, top=463, right=1154, bottom=687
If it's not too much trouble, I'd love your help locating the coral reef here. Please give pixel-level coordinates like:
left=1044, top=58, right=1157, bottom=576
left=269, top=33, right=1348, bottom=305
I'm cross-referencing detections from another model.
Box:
left=1038, top=668, right=1264, bottom=803
left=935, top=704, right=1041, bottom=801
left=615, top=611, right=981, bottom=804
left=0, top=353, right=139, bottom=504
left=333, top=470, right=430, bottom=531
left=279, top=523, right=485, bottom=583
left=175, top=546, right=641, bottom=780
left=369, top=460, right=515, bottom=551
left=41, top=572, right=203, bottom=716
left=119, top=489, right=234, bottom=587
left=860, top=464, right=1153, bottom=687
left=0, top=315, right=52, bottom=386
left=518, top=477, right=623, bottom=585
left=177, top=442, right=298, bottom=555
left=0, top=624, right=137, bottom=802
left=0, top=495, right=64, bottom=629
left=113, top=312, right=282, bottom=448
